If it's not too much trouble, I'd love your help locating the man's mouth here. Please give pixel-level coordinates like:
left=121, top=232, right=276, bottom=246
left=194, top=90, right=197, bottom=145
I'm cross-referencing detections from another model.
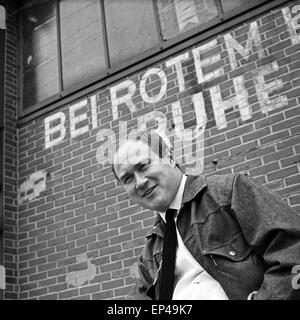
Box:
left=142, top=185, right=157, bottom=198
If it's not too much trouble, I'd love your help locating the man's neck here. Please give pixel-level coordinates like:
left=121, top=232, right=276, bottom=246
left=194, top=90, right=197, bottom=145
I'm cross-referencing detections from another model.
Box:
left=159, top=174, right=187, bottom=222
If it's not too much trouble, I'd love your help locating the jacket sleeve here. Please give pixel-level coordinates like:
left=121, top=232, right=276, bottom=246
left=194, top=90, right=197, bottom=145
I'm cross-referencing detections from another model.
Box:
left=127, top=255, right=154, bottom=300
left=231, top=173, right=300, bottom=300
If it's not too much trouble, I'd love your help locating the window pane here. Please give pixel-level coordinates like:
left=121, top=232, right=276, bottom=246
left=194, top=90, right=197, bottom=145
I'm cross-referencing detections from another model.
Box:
left=60, top=0, right=106, bottom=89
left=221, top=0, right=259, bottom=12
left=157, top=0, right=219, bottom=40
left=104, top=0, right=159, bottom=66
left=22, top=0, right=59, bottom=109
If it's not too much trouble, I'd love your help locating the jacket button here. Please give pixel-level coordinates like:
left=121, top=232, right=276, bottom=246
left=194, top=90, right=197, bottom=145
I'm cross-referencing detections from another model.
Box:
left=229, top=250, right=237, bottom=256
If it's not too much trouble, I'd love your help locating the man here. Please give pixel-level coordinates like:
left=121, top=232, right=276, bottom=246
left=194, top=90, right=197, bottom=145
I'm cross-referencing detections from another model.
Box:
left=112, top=130, right=300, bottom=300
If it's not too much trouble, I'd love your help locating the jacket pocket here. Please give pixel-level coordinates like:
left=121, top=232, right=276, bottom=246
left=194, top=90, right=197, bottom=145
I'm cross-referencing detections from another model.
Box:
left=204, top=232, right=251, bottom=262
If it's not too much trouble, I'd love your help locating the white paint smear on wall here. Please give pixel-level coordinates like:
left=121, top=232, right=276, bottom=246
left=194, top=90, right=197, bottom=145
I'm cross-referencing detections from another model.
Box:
left=66, top=253, right=97, bottom=287
left=18, top=171, right=47, bottom=205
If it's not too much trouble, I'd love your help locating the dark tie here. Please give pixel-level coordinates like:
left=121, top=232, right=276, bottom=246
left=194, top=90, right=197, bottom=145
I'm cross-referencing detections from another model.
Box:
left=159, top=208, right=178, bottom=300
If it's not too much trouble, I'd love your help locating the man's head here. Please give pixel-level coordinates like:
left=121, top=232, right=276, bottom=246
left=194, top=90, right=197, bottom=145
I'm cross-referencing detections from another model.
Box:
left=112, top=131, right=182, bottom=212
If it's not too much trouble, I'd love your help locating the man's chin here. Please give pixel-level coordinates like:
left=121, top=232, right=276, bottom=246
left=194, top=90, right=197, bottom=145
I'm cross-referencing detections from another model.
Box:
left=137, top=193, right=171, bottom=211
left=137, top=199, right=162, bottom=212
left=143, top=201, right=169, bottom=212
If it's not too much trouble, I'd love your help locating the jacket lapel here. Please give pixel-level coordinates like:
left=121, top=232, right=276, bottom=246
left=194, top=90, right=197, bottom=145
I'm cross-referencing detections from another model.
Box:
left=182, top=175, right=207, bottom=205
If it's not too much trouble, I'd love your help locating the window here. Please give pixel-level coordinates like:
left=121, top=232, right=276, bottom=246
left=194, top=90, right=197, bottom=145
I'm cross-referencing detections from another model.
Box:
left=19, top=0, right=279, bottom=114
left=60, top=0, right=106, bottom=90
left=0, top=0, right=5, bottom=298
left=104, top=0, right=159, bottom=66
left=22, top=0, right=59, bottom=109
left=157, top=0, right=219, bottom=41
left=221, top=0, right=257, bottom=13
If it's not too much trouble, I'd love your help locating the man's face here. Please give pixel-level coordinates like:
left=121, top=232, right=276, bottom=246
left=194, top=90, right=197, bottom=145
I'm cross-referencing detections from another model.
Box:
left=114, top=139, right=182, bottom=212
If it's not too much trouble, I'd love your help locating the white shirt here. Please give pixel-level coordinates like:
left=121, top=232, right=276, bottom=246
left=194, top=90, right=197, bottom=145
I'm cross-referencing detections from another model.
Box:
left=159, top=174, right=228, bottom=300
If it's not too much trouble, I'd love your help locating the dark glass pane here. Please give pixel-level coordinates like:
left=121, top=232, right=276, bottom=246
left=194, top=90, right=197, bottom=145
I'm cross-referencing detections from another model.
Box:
left=221, top=0, right=258, bottom=12
left=22, top=0, right=59, bottom=109
left=60, top=0, right=106, bottom=89
left=104, top=0, right=159, bottom=66
left=157, top=0, right=218, bottom=40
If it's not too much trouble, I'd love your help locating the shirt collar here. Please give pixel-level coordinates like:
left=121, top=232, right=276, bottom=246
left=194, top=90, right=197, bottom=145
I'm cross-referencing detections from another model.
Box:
left=146, top=175, right=208, bottom=239
left=159, top=174, right=187, bottom=223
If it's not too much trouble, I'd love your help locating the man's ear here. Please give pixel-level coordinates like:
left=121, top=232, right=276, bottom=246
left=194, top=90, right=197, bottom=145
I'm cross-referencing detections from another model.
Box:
left=166, top=147, right=176, bottom=167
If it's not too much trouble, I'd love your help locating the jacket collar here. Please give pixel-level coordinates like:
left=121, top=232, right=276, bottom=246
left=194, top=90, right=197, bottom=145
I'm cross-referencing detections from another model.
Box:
left=182, top=175, right=207, bottom=204
left=147, top=175, right=207, bottom=238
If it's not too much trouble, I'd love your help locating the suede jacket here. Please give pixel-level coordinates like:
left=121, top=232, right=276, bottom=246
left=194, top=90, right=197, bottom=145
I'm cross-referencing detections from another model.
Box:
left=130, top=173, right=300, bottom=300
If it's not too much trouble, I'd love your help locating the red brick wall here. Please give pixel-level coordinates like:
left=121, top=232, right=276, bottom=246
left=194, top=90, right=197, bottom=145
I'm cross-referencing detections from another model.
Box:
left=9, top=1, right=300, bottom=299
left=3, top=0, right=19, bottom=299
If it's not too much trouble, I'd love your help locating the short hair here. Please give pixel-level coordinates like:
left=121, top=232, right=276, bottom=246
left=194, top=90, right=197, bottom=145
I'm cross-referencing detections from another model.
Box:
left=112, top=130, right=174, bottom=181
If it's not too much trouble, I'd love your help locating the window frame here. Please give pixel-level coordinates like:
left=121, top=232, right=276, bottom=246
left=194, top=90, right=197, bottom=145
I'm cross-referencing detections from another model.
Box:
left=18, top=0, right=290, bottom=122
left=0, top=0, right=5, bottom=301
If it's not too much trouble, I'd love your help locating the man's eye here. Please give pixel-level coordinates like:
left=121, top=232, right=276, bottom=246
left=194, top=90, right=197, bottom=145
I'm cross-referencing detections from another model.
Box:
left=123, top=176, right=133, bottom=184
left=140, top=163, right=148, bottom=170
left=140, top=161, right=151, bottom=169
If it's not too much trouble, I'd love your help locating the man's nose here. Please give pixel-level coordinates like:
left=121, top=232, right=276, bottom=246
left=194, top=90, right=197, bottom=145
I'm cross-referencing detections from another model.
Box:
left=135, top=173, right=148, bottom=189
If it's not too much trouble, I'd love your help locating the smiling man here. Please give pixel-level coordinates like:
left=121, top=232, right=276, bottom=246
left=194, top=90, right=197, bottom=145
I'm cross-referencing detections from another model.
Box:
left=112, top=130, right=300, bottom=300
left=113, top=132, right=182, bottom=212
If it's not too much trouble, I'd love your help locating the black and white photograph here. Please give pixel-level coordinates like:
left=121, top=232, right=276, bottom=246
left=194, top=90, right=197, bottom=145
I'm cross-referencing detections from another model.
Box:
left=0, top=0, right=300, bottom=305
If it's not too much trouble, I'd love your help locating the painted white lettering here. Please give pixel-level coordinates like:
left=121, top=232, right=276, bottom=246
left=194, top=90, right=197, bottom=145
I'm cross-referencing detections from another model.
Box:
left=224, top=21, right=264, bottom=70
left=283, top=6, right=300, bottom=45
left=96, top=128, right=116, bottom=166
left=192, top=39, right=224, bottom=84
left=292, top=5, right=300, bottom=28
left=137, top=110, right=171, bottom=147
left=171, top=92, right=207, bottom=173
left=70, top=99, right=89, bottom=139
left=192, top=92, right=208, bottom=134
left=254, top=62, right=288, bottom=114
left=110, top=80, right=136, bottom=120
left=140, top=68, right=167, bottom=104
left=90, top=94, right=98, bottom=130
left=44, top=112, right=66, bottom=149
left=172, top=92, right=207, bottom=139
left=210, top=75, right=249, bottom=129
left=166, top=52, right=189, bottom=91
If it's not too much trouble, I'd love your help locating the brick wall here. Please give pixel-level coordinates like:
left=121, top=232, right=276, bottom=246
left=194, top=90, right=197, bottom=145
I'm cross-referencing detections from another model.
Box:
left=3, top=0, right=19, bottom=299
left=9, top=0, right=300, bottom=299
